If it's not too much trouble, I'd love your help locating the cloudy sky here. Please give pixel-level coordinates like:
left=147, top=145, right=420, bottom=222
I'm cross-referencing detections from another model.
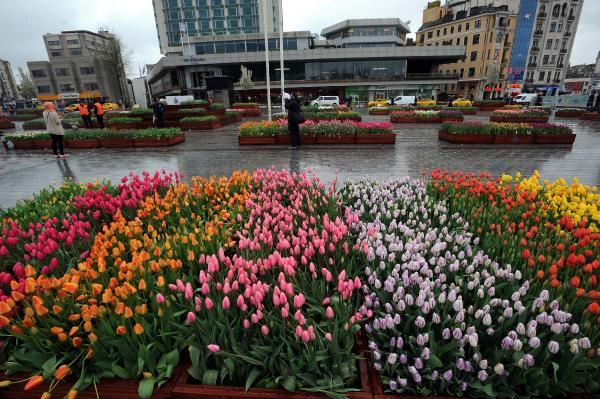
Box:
left=0, top=0, right=598, bottom=81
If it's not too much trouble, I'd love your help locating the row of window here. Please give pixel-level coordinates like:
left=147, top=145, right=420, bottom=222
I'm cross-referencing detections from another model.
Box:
left=30, top=66, right=95, bottom=78
left=423, top=19, right=483, bottom=41
left=167, top=5, right=257, bottom=20
left=164, top=0, right=255, bottom=8
left=529, top=54, right=566, bottom=65
left=167, top=27, right=259, bottom=45
left=539, top=3, right=577, bottom=19
left=195, top=38, right=298, bottom=54
left=46, top=38, right=104, bottom=48
left=168, top=17, right=257, bottom=34
left=50, top=49, right=86, bottom=57
left=36, top=82, right=100, bottom=93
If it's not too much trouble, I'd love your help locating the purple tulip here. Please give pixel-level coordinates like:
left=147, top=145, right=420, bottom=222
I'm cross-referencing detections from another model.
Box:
left=443, top=370, right=453, bottom=381
left=478, top=370, right=488, bottom=381
left=415, top=316, right=426, bottom=329
left=442, top=328, right=451, bottom=340
left=547, top=340, right=560, bottom=354
left=529, top=337, right=541, bottom=348
left=522, top=354, right=535, bottom=367
left=453, top=328, right=462, bottom=340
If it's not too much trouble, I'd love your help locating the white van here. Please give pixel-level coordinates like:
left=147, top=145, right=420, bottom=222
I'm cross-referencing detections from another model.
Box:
left=311, top=96, right=340, bottom=107
left=389, top=96, right=417, bottom=106
left=513, top=93, right=539, bottom=105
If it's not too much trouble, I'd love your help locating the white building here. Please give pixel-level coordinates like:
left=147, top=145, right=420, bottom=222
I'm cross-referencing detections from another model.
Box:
left=0, top=59, right=19, bottom=100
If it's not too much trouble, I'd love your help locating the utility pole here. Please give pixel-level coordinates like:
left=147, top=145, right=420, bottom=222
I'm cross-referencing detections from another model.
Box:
left=279, top=0, right=285, bottom=111
left=263, top=0, right=272, bottom=121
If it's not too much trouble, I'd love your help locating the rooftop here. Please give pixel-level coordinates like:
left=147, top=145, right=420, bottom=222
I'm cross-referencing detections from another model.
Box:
left=418, top=5, right=510, bottom=31
left=321, top=18, right=411, bottom=37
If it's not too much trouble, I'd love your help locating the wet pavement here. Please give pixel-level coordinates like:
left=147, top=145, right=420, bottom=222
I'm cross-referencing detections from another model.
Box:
left=1, top=110, right=599, bottom=208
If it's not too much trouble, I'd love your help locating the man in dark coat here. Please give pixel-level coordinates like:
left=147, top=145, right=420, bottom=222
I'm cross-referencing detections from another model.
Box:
left=285, top=94, right=302, bottom=148
left=152, top=98, right=165, bottom=128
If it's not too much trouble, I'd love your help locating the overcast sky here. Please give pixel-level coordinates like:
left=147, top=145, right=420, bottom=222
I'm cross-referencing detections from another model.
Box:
left=0, top=0, right=598, bottom=82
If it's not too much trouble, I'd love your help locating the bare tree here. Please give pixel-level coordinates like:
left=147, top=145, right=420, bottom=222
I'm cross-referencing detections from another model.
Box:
left=238, top=65, right=255, bottom=102
left=17, top=67, right=37, bottom=99
left=95, top=31, right=133, bottom=105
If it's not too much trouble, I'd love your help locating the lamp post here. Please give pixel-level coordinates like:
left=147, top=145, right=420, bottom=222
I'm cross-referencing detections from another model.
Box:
left=279, top=0, right=285, bottom=111
left=263, top=0, right=272, bottom=121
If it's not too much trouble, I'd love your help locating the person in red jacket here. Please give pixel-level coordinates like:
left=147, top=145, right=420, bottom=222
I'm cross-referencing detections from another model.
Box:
left=93, top=101, right=105, bottom=129
left=76, top=101, right=93, bottom=129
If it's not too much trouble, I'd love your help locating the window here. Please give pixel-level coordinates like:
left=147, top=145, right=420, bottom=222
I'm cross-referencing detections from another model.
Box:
left=200, top=21, right=210, bottom=31
left=228, top=7, right=238, bottom=16
left=474, top=20, right=481, bottom=29
left=546, top=39, right=552, bottom=49
left=37, top=85, right=52, bottom=93
left=554, top=39, right=559, bottom=49
left=550, top=55, right=556, bottom=64
left=550, top=23, right=556, bottom=32
left=443, top=28, right=447, bottom=35
left=472, top=34, right=480, bottom=44
left=436, top=30, right=440, bottom=37
left=552, top=4, right=560, bottom=17
left=70, top=49, right=82, bottom=56
left=427, top=32, right=433, bottom=39
left=458, top=24, right=462, bottom=32
left=465, top=22, right=470, bottom=31
left=59, top=83, right=74, bottom=92
left=470, top=51, right=478, bottom=61
left=214, top=20, right=225, bottom=29
left=55, top=68, right=70, bottom=76
left=229, top=19, right=239, bottom=28
left=213, top=8, right=224, bottom=17
left=468, top=68, right=476, bottom=77
left=243, top=18, right=256, bottom=27
left=463, top=36, right=468, bottom=45
left=183, top=0, right=193, bottom=6
left=539, top=71, right=545, bottom=81
left=558, top=23, right=563, bottom=32
left=50, top=51, right=63, bottom=57
left=83, top=82, right=100, bottom=91
left=226, top=0, right=237, bottom=3
left=460, top=68, right=464, bottom=77
left=47, top=40, right=60, bottom=46
left=31, top=69, right=47, bottom=78
left=80, top=66, right=95, bottom=75
left=450, top=26, right=454, bottom=34
left=543, top=55, right=549, bottom=64
left=184, top=10, right=195, bottom=19
left=66, top=39, right=80, bottom=45
left=456, top=38, right=460, bottom=45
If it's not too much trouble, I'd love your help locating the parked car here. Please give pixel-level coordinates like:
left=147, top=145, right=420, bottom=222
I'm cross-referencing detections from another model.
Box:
left=64, top=104, right=79, bottom=112
left=417, top=98, right=437, bottom=106
left=103, top=102, right=121, bottom=111
left=450, top=98, right=473, bottom=107
left=311, top=96, right=339, bottom=107
left=388, top=96, right=417, bottom=106
left=512, top=93, right=538, bottom=105
left=368, top=98, right=389, bottom=107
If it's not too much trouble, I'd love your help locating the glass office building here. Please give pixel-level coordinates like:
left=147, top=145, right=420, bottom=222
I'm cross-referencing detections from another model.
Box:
left=508, top=0, right=538, bottom=83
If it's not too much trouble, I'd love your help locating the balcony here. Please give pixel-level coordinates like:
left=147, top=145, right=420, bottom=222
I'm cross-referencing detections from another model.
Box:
left=504, top=42, right=512, bottom=48
left=534, top=30, right=543, bottom=36
left=553, top=79, right=561, bottom=83
left=560, top=48, right=568, bottom=54
left=531, top=46, right=540, bottom=52
left=568, top=15, right=575, bottom=21
left=528, top=62, right=538, bottom=67
left=537, top=12, right=547, bottom=19
left=405, top=73, right=460, bottom=80
left=557, top=63, right=565, bottom=68
left=564, top=31, right=572, bottom=37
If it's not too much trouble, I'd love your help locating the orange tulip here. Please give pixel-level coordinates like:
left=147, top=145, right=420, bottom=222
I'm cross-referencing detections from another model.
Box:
left=41, top=392, right=51, bottom=399
left=0, top=301, right=11, bottom=315
left=58, top=333, right=68, bottom=343
left=0, top=315, right=9, bottom=328
left=536, top=270, right=545, bottom=280
left=50, top=327, right=64, bottom=335
left=138, top=280, right=147, bottom=291
left=88, top=333, right=98, bottom=343
left=67, top=389, right=78, bottom=399
left=68, top=326, right=79, bottom=337
left=54, top=365, right=71, bottom=380
left=72, top=337, right=83, bottom=348
left=134, top=323, right=144, bottom=335
left=116, top=326, right=127, bottom=335
left=24, top=375, right=44, bottom=391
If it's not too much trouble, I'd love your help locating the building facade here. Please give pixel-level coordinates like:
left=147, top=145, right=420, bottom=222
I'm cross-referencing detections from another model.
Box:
left=417, top=2, right=517, bottom=99
left=152, top=0, right=281, bottom=55
left=523, top=0, right=584, bottom=94
left=146, top=17, right=465, bottom=104
left=27, top=30, right=130, bottom=103
left=507, top=0, right=539, bottom=84
left=0, top=59, right=19, bottom=100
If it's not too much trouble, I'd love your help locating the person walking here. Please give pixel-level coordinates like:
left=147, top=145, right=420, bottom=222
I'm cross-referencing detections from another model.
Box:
left=285, top=93, right=303, bottom=149
left=152, top=97, right=165, bottom=128
left=77, top=101, right=93, bottom=129
left=42, top=102, right=67, bottom=159
left=92, top=100, right=105, bottom=129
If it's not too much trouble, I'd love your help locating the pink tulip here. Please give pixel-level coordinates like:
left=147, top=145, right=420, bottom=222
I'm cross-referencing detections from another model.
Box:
left=293, top=293, right=305, bottom=309
left=325, top=307, right=334, bottom=319
left=243, top=319, right=251, bottom=329
left=222, top=296, right=231, bottom=310
left=205, top=298, right=214, bottom=310
left=207, top=344, right=220, bottom=353
left=281, top=307, right=289, bottom=318
left=261, top=325, right=269, bottom=336
left=186, top=311, right=196, bottom=323
left=325, top=333, right=332, bottom=342
left=184, top=283, right=193, bottom=300
left=156, top=293, right=165, bottom=304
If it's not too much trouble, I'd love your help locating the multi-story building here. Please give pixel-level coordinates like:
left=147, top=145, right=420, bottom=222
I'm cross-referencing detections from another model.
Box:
left=521, top=0, right=584, bottom=94
left=152, top=0, right=281, bottom=55
left=27, top=30, right=130, bottom=103
left=0, top=59, right=19, bottom=100
left=146, top=18, right=465, bottom=103
left=416, top=1, right=516, bottom=99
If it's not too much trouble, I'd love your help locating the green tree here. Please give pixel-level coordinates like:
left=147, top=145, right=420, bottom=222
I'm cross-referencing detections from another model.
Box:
left=17, top=67, right=37, bottom=99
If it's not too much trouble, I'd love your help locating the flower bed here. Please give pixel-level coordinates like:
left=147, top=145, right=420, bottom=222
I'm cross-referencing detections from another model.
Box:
left=239, top=120, right=394, bottom=145
left=581, top=112, right=600, bottom=121
left=0, top=116, right=15, bottom=129
left=229, top=108, right=262, bottom=117
left=555, top=108, right=585, bottom=118
left=5, top=128, right=185, bottom=149
left=529, top=106, right=553, bottom=115
left=439, top=122, right=575, bottom=144
left=108, top=117, right=145, bottom=130
left=390, top=110, right=463, bottom=123
left=490, top=109, right=550, bottom=123
left=231, top=102, right=259, bottom=109
left=179, top=116, right=220, bottom=130
left=473, top=100, right=506, bottom=111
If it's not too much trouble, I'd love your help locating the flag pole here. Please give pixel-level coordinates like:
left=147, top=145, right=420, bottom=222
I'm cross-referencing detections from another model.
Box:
left=279, top=0, right=285, bottom=111
left=263, top=0, right=272, bottom=121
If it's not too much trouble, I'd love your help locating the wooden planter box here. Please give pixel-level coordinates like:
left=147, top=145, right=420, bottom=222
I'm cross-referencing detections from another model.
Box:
left=535, top=134, right=576, bottom=144
left=10, top=115, right=39, bottom=121
left=205, top=109, right=226, bottom=116
left=301, top=135, right=317, bottom=144
left=168, top=113, right=206, bottom=121
left=240, top=108, right=262, bottom=117
left=494, top=134, right=535, bottom=144
left=555, top=111, right=583, bottom=118
left=238, top=136, right=277, bottom=145
left=438, top=131, right=495, bottom=144
left=490, top=116, right=549, bottom=123
left=11, top=140, right=36, bottom=149
left=133, top=137, right=171, bottom=147
left=169, top=134, right=186, bottom=145
left=369, top=109, right=390, bottom=115
left=475, top=105, right=505, bottom=111
left=66, top=139, right=100, bottom=148
left=0, top=121, right=15, bottom=129
left=34, top=139, right=52, bottom=149
left=218, top=115, right=242, bottom=126
left=180, top=120, right=221, bottom=130
left=458, top=109, right=478, bottom=115
left=23, top=124, right=46, bottom=131
left=276, top=135, right=291, bottom=145
left=99, top=137, right=135, bottom=148
left=391, top=117, right=443, bottom=123
left=441, top=117, right=464, bottom=122
left=356, top=134, right=396, bottom=144
left=109, top=123, right=138, bottom=130
left=316, top=135, right=356, bottom=144
left=581, top=113, right=600, bottom=121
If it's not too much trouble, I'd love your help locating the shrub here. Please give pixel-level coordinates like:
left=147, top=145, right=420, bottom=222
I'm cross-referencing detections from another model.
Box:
left=181, top=99, right=208, bottom=106
left=209, top=103, right=226, bottom=110
left=178, top=108, right=206, bottom=113
left=108, top=117, right=143, bottom=124
left=129, top=108, right=154, bottom=115
left=180, top=116, right=218, bottom=122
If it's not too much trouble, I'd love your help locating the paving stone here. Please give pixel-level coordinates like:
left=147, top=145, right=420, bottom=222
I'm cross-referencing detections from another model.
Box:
left=1, top=111, right=599, bottom=208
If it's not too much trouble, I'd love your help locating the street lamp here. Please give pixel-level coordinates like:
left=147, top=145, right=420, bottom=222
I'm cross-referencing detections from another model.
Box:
left=262, top=0, right=272, bottom=121
left=279, top=0, right=285, bottom=112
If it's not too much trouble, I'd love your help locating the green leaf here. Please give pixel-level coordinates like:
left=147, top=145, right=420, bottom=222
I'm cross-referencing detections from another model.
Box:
left=245, top=369, right=261, bottom=391
left=281, top=376, right=297, bottom=392
left=41, top=356, right=57, bottom=374
left=224, top=358, right=236, bottom=376
left=202, top=369, right=219, bottom=386
left=165, top=349, right=179, bottom=366
left=111, top=364, right=131, bottom=379
left=428, top=354, right=443, bottom=368
left=138, top=378, right=156, bottom=399
left=552, top=362, right=560, bottom=383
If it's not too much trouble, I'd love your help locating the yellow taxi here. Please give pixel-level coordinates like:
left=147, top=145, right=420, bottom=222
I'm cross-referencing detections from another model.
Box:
left=451, top=98, right=473, bottom=107
left=65, top=104, right=79, bottom=112
left=416, top=98, right=437, bottom=106
left=102, top=102, right=120, bottom=111
left=368, top=98, right=388, bottom=107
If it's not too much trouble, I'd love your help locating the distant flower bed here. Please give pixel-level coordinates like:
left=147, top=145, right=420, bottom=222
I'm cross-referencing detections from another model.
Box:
left=108, top=117, right=143, bottom=124
left=231, top=102, right=258, bottom=108
left=179, top=116, right=218, bottom=122
left=439, top=122, right=575, bottom=144
left=180, top=99, right=208, bottom=106
left=474, top=100, right=506, bottom=107
left=490, top=109, right=549, bottom=122
left=555, top=108, right=585, bottom=117
left=239, top=120, right=392, bottom=137
left=391, top=110, right=463, bottom=123
left=129, top=108, right=154, bottom=115
left=178, top=108, right=207, bottom=113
